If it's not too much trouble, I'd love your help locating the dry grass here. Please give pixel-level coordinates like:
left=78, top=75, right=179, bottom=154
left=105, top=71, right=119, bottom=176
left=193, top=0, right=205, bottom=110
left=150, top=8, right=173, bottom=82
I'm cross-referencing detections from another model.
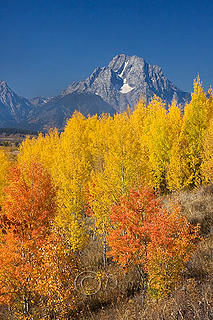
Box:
left=74, top=279, right=212, bottom=320
left=170, top=184, right=213, bottom=235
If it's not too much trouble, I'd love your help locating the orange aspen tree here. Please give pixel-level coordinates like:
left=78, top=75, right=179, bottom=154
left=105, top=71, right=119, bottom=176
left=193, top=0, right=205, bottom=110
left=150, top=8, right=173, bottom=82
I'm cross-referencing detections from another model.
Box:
left=0, top=162, right=57, bottom=317
left=108, top=187, right=200, bottom=300
left=32, top=231, right=77, bottom=319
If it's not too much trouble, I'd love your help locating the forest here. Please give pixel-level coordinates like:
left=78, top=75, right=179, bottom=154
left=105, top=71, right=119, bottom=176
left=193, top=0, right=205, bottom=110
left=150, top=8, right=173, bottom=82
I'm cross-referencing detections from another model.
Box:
left=0, top=77, right=212, bottom=319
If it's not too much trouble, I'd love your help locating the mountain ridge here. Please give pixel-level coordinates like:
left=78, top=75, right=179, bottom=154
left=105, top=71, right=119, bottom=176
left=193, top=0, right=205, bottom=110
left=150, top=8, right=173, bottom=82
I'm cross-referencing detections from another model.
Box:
left=0, top=54, right=191, bottom=130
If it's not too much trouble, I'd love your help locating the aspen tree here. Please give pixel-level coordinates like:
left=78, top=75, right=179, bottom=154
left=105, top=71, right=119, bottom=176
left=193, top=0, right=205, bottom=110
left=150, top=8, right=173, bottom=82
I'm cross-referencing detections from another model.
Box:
left=167, top=100, right=182, bottom=150
left=142, top=96, right=169, bottom=190
left=202, top=118, right=213, bottom=182
left=53, top=112, right=96, bottom=251
left=0, top=162, right=57, bottom=317
left=18, top=129, right=59, bottom=170
left=0, top=150, right=10, bottom=204
left=168, top=77, right=211, bottom=190
left=130, top=98, right=151, bottom=184
left=108, top=187, right=200, bottom=299
left=88, top=111, right=144, bottom=265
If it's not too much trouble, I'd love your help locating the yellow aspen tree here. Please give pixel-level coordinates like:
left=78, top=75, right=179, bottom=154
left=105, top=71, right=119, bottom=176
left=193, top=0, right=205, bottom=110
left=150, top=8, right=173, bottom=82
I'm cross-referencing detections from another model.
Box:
left=142, top=95, right=170, bottom=190
left=206, top=87, right=213, bottom=121
left=166, top=101, right=184, bottom=190
left=168, top=77, right=211, bottom=190
left=53, top=112, right=96, bottom=251
left=166, top=141, right=185, bottom=191
left=87, top=114, right=120, bottom=241
left=167, top=100, right=183, bottom=149
left=0, top=150, right=10, bottom=204
left=201, top=118, right=213, bottom=182
left=201, top=87, right=213, bottom=182
left=130, top=99, right=151, bottom=184
left=88, top=110, right=147, bottom=266
left=88, top=111, right=144, bottom=244
left=18, top=129, right=60, bottom=170
left=86, top=113, right=112, bottom=175
left=130, top=98, right=147, bottom=132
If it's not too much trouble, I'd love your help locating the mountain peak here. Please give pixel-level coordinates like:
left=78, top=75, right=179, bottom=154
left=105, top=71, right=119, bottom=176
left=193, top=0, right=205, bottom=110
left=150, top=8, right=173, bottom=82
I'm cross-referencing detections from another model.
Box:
left=0, top=80, right=7, bottom=86
left=0, top=81, right=11, bottom=92
left=63, top=54, right=190, bottom=111
left=0, top=81, right=15, bottom=102
left=0, top=81, right=33, bottom=125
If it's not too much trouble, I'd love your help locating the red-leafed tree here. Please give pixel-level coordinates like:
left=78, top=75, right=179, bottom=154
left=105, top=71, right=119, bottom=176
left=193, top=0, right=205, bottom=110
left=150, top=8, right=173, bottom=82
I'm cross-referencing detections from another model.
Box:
left=108, top=187, right=200, bottom=300
left=0, top=162, right=57, bottom=317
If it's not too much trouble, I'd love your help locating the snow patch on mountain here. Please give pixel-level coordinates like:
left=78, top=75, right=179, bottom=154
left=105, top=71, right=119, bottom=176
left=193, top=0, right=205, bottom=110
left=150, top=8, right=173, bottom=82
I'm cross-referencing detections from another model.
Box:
left=120, top=79, right=134, bottom=93
left=118, top=61, right=128, bottom=78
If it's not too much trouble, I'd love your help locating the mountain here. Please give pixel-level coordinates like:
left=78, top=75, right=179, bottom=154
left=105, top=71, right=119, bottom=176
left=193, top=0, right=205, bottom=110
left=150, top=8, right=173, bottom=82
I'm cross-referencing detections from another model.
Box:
left=30, top=96, right=51, bottom=107
left=0, top=81, right=33, bottom=127
left=63, top=54, right=190, bottom=111
left=0, top=82, right=115, bottom=130
left=0, top=54, right=191, bottom=130
left=26, top=92, right=116, bottom=131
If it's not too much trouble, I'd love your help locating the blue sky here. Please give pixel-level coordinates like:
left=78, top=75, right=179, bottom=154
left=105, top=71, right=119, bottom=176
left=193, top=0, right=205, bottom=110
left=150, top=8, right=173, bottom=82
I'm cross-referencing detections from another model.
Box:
left=0, top=0, right=213, bottom=98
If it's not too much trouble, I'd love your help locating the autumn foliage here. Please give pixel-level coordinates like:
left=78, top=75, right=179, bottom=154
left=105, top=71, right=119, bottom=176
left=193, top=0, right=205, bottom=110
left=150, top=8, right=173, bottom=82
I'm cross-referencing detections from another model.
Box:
left=1, top=76, right=213, bottom=317
left=108, top=187, right=200, bottom=297
left=0, top=162, right=77, bottom=318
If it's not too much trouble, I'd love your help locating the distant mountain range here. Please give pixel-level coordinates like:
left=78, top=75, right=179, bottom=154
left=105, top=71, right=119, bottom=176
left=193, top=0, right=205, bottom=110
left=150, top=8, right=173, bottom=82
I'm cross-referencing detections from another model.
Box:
left=0, top=54, right=190, bottom=130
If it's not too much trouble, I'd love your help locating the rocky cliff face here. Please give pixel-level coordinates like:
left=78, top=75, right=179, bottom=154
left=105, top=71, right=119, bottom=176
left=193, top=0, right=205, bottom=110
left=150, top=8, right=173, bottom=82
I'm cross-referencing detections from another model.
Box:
left=63, top=54, right=190, bottom=111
